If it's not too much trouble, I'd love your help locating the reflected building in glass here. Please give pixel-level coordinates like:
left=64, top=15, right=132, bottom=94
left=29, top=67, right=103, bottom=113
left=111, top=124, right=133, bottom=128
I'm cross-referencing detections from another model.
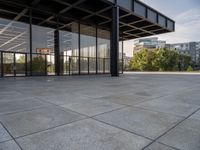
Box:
left=0, top=0, right=174, bottom=77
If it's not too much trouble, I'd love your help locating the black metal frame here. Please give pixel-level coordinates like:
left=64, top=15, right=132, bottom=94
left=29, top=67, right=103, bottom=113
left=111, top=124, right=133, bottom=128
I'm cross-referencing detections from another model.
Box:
left=0, top=51, right=27, bottom=77
left=0, top=0, right=174, bottom=77
left=0, top=51, right=110, bottom=77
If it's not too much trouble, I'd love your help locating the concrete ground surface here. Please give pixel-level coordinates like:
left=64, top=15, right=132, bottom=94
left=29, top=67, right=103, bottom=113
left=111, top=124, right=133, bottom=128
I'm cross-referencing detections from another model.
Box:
left=0, top=73, right=200, bottom=150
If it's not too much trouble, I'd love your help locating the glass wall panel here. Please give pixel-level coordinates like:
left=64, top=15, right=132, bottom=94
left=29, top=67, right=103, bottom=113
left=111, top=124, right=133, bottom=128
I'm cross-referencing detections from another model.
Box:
left=105, top=58, right=110, bottom=73
left=47, top=54, right=55, bottom=75
left=15, top=53, right=26, bottom=76
left=97, top=58, right=104, bottom=74
left=119, top=41, right=123, bottom=73
left=97, top=29, right=110, bottom=73
left=32, top=53, right=46, bottom=76
left=59, top=22, right=79, bottom=75
left=0, top=52, right=2, bottom=76
left=32, top=25, right=55, bottom=75
left=0, top=18, right=30, bottom=53
left=80, top=24, right=96, bottom=74
left=3, top=52, right=14, bottom=76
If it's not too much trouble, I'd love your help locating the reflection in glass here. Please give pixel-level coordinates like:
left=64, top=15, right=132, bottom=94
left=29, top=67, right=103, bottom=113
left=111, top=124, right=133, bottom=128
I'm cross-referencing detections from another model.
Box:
left=32, top=25, right=55, bottom=75
left=80, top=24, right=96, bottom=74
left=59, top=22, right=79, bottom=75
left=47, top=54, right=55, bottom=75
left=98, top=29, right=110, bottom=73
left=0, top=18, right=30, bottom=53
left=0, top=53, right=1, bottom=76
left=32, top=54, right=46, bottom=76
left=119, top=41, right=123, bottom=73
left=15, top=53, right=26, bottom=76
left=0, top=16, right=111, bottom=76
left=3, top=53, right=14, bottom=76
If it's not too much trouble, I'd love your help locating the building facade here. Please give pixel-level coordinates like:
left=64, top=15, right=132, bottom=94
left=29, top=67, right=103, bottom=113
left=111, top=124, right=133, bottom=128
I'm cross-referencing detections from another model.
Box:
left=133, top=37, right=166, bottom=52
left=0, top=0, right=174, bottom=77
left=169, top=42, right=200, bottom=63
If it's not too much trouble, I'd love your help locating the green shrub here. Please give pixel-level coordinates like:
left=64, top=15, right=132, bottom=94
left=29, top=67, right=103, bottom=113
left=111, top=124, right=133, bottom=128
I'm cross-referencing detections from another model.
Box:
left=187, top=66, right=193, bottom=72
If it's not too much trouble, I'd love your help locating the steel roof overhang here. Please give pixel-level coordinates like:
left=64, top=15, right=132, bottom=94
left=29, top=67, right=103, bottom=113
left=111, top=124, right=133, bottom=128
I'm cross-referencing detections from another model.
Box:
left=0, top=0, right=175, bottom=41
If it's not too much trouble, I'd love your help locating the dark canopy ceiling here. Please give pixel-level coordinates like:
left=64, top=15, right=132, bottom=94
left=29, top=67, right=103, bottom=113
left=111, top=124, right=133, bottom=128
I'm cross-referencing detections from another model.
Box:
left=0, top=0, right=175, bottom=40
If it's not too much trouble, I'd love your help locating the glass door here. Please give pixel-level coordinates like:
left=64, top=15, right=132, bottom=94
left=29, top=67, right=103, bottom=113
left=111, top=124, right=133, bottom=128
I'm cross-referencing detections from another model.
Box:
left=47, top=54, right=55, bottom=75
left=3, top=52, right=14, bottom=77
left=15, top=53, right=26, bottom=76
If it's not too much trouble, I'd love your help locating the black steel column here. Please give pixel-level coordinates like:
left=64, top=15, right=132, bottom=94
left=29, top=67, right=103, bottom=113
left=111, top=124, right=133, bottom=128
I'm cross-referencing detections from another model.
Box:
left=122, top=39, right=124, bottom=74
left=45, top=54, right=47, bottom=76
left=78, top=22, right=81, bottom=75
left=25, top=53, right=28, bottom=76
left=96, top=25, right=98, bottom=74
left=111, top=6, right=119, bottom=76
left=1, top=52, right=3, bottom=77
left=29, top=8, right=32, bottom=76
left=14, top=53, right=16, bottom=77
left=54, top=17, right=60, bottom=76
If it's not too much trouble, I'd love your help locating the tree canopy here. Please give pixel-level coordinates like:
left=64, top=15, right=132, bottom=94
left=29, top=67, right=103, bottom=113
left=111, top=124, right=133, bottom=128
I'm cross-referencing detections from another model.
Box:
left=129, top=48, right=192, bottom=71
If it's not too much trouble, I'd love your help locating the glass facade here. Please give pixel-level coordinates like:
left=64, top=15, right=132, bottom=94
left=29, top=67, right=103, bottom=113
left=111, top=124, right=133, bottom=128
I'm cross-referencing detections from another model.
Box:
left=0, top=17, right=111, bottom=77
left=80, top=24, right=96, bottom=74
left=32, top=25, right=55, bottom=75
left=0, top=0, right=175, bottom=77
left=97, top=29, right=110, bottom=73
left=119, top=41, right=123, bottom=73
left=59, top=23, right=79, bottom=75
left=0, top=18, right=30, bottom=53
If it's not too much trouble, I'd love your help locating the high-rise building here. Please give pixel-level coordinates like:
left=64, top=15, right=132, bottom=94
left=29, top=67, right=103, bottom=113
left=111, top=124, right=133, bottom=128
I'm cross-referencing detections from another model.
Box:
left=133, top=37, right=166, bottom=52
left=169, top=42, right=200, bottom=63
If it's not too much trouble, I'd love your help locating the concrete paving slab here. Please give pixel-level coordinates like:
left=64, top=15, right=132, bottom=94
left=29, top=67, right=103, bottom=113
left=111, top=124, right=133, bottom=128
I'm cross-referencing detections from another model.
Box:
left=1, top=73, right=200, bottom=149
left=98, top=94, right=151, bottom=106
left=172, top=90, right=200, bottom=106
left=0, top=124, right=12, bottom=143
left=135, top=98, right=199, bottom=117
left=190, top=110, right=200, bottom=120
left=0, top=106, right=85, bottom=138
left=17, top=119, right=151, bottom=150
left=158, top=118, right=200, bottom=150
left=60, top=99, right=125, bottom=116
left=76, top=88, right=115, bottom=98
left=144, top=142, right=177, bottom=150
left=0, top=140, right=21, bottom=150
left=95, top=107, right=183, bottom=139
left=36, top=93, right=93, bottom=105
left=0, top=98, right=50, bottom=115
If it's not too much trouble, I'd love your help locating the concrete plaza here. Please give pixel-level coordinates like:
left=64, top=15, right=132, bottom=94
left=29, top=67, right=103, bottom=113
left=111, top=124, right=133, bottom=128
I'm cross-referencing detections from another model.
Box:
left=0, top=73, right=200, bottom=150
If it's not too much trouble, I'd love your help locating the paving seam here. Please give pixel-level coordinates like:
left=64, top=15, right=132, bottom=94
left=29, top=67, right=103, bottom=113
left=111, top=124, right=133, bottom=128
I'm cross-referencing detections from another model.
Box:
left=131, top=105, right=199, bottom=119
left=0, top=139, right=14, bottom=144
left=0, top=121, right=24, bottom=150
left=140, top=107, right=200, bottom=150
left=35, top=96, right=128, bottom=118
left=14, top=117, right=87, bottom=140
left=0, top=105, right=51, bottom=117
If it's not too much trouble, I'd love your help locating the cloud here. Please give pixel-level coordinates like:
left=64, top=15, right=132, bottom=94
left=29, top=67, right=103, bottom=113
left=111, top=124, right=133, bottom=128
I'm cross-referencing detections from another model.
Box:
left=157, top=7, right=200, bottom=43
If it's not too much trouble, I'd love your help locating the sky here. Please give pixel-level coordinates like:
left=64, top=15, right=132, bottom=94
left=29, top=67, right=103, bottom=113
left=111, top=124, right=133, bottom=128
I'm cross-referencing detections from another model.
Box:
left=124, top=0, right=200, bottom=56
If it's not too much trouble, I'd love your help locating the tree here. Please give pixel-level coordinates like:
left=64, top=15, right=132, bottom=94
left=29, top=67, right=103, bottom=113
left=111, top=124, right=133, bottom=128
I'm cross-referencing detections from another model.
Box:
left=32, top=56, right=46, bottom=75
left=129, top=48, right=192, bottom=71
left=130, top=49, right=157, bottom=71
